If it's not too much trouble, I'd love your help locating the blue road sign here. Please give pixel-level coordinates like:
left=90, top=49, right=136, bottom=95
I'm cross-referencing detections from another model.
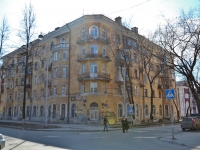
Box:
left=165, top=89, right=175, bottom=99
left=128, top=107, right=134, bottom=115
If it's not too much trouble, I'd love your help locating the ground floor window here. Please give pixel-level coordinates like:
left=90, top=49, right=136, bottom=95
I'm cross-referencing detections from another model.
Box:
left=71, top=103, right=77, bottom=118
left=117, top=103, right=123, bottom=118
left=61, top=103, right=66, bottom=119
left=152, top=105, right=156, bottom=116
left=33, top=106, right=36, bottom=117
left=26, top=106, right=30, bottom=117
left=165, top=105, right=169, bottom=117
left=53, top=104, right=56, bottom=118
left=8, top=107, right=12, bottom=116
left=159, top=105, right=162, bottom=116
left=145, top=104, right=148, bottom=116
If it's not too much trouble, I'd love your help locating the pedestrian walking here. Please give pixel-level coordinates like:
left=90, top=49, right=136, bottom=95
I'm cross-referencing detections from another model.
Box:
left=103, top=117, right=109, bottom=131
left=125, top=117, right=129, bottom=132
left=121, top=116, right=126, bottom=133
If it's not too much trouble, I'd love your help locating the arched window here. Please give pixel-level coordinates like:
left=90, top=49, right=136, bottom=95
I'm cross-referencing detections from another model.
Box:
left=51, top=42, right=54, bottom=50
left=40, top=105, right=44, bottom=117
left=165, top=105, right=169, bottom=117
left=117, top=103, right=123, bottom=118
left=8, top=107, right=12, bottom=116
left=145, top=104, right=148, bottom=116
left=71, top=103, right=77, bottom=118
left=48, top=105, right=51, bottom=117
left=89, top=26, right=98, bottom=38
left=33, top=106, right=36, bottom=117
left=90, top=102, right=98, bottom=107
left=53, top=104, right=56, bottom=118
left=61, top=103, right=66, bottom=119
left=136, top=104, right=139, bottom=117
left=159, top=105, right=162, bottom=116
left=153, top=105, right=156, bottom=116
left=26, top=106, right=30, bottom=117
left=19, top=106, right=22, bottom=117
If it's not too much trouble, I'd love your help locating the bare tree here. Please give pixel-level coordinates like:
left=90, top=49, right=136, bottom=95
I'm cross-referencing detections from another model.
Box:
left=17, top=3, right=36, bottom=123
left=0, top=16, right=9, bottom=54
left=154, top=8, right=200, bottom=114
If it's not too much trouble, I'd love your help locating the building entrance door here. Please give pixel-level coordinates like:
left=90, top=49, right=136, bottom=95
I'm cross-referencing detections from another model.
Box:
left=90, top=102, right=98, bottom=121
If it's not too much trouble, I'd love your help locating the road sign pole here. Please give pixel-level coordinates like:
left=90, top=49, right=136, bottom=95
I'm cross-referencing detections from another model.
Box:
left=171, top=99, right=175, bottom=139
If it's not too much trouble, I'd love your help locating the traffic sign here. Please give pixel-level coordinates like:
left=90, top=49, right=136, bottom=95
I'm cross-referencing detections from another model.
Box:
left=165, top=89, right=175, bottom=99
left=128, top=107, right=134, bottom=115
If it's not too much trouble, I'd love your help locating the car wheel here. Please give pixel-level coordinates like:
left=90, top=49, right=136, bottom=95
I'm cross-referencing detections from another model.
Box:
left=182, top=128, right=185, bottom=131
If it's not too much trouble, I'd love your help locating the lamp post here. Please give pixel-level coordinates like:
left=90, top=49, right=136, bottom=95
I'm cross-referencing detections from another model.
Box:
left=45, top=63, right=48, bottom=127
left=122, top=67, right=126, bottom=117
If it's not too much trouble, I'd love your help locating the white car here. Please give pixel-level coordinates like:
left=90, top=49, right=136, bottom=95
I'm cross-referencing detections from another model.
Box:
left=0, top=134, right=5, bottom=149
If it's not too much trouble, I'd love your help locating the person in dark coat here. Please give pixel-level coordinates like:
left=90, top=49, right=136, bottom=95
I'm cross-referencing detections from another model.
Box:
left=103, top=117, right=109, bottom=131
left=125, top=117, right=129, bottom=132
left=121, top=116, right=126, bottom=133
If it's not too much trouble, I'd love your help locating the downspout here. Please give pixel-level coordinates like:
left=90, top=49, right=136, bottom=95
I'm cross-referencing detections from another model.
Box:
left=66, top=24, right=71, bottom=124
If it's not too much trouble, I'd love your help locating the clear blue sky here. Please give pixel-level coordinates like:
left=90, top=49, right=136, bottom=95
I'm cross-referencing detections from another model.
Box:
left=0, top=0, right=199, bottom=52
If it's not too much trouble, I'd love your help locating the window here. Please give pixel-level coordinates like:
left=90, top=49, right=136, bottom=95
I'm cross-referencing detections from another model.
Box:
left=21, top=92, right=24, bottom=100
left=125, top=52, right=129, bottom=61
left=81, top=84, right=85, bottom=94
left=152, top=90, right=155, bottom=98
left=71, top=103, right=77, bottom=118
left=103, top=84, right=106, bottom=93
left=63, top=50, right=66, bottom=60
left=22, top=65, right=25, bottom=73
left=90, top=83, right=97, bottom=93
left=41, top=90, right=44, bottom=97
left=102, top=29, right=106, bottom=38
left=54, top=52, right=58, bottom=61
left=15, top=92, right=17, bottom=100
left=9, top=94, right=12, bottom=100
left=159, top=105, right=162, bottom=116
left=136, top=104, right=139, bottom=117
left=159, top=91, right=162, bottom=98
left=62, top=86, right=66, bottom=95
left=16, top=66, right=18, bottom=73
left=117, top=103, right=123, bottom=118
left=90, top=44, right=98, bottom=54
left=42, top=60, right=45, bottom=68
left=28, top=91, right=30, bottom=99
left=48, top=105, right=51, bottom=117
left=144, top=89, right=148, bottom=97
left=33, top=106, right=36, bottom=117
left=16, top=79, right=18, bottom=86
left=54, top=68, right=57, bottom=78
left=143, top=75, right=147, bottom=83
left=145, top=104, right=148, bottom=116
left=8, top=107, right=12, bottom=116
left=90, top=63, right=97, bottom=76
left=33, top=91, right=37, bottom=99
left=34, top=76, right=37, bottom=84
left=42, top=46, right=46, bottom=53
left=132, top=41, right=137, bottom=48
left=62, top=67, right=66, bottom=77
left=52, top=104, right=56, bottom=118
left=103, top=46, right=106, bottom=56
left=118, top=85, right=122, bottom=95
left=21, top=78, right=24, bottom=85
left=116, top=35, right=120, bottom=44
left=10, top=81, right=13, bottom=89
left=14, top=106, right=17, bottom=117
left=81, top=29, right=85, bottom=39
left=11, top=70, right=14, bottom=76
left=134, top=69, right=137, bottom=79
left=134, top=86, right=138, bottom=95
left=40, top=105, right=44, bottom=117
left=41, top=74, right=44, bottom=82
left=89, top=26, right=98, bottom=38
left=51, top=42, right=54, bottom=50
left=133, top=54, right=137, bottom=63
left=50, top=57, right=53, bottom=64
left=103, top=64, right=106, bottom=73
left=153, top=105, right=156, bottom=116
left=54, top=86, right=57, bottom=95
left=82, top=46, right=85, bottom=55
left=26, top=106, right=30, bottom=117
left=81, top=64, right=85, bottom=74
left=35, top=62, right=38, bottom=70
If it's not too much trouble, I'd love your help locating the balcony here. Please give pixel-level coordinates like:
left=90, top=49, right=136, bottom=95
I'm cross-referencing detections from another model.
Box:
left=158, top=84, right=163, bottom=89
left=77, top=35, right=110, bottom=44
left=78, top=72, right=111, bottom=82
left=140, top=82, right=145, bottom=87
left=52, top=43, right=69, bottom=51
left=26, top=84, right=32, bottom=89
left=45, top=80, right=52, bottom=87
left=77, top=54, right=111, bottom=62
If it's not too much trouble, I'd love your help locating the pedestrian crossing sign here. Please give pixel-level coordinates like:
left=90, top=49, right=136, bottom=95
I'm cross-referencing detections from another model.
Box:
left=165, top=89, right=175, bottom=100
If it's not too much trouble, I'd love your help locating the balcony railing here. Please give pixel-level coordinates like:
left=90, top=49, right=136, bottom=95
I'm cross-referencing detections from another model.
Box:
left=157, top=84, right=163, bottom=89
left=77, top=54, right=111, bottom=62
left=78, top=72, right=111, bottom=82
left=52, top=43, right=69, bottom=51
left=77, top=35, right=110, bottom=44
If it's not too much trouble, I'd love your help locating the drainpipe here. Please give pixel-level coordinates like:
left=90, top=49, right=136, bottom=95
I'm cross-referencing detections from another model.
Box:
left=66, top=24, right=71, bottom=124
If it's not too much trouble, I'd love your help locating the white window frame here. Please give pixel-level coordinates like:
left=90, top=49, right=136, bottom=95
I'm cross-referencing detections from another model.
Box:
left=54, top=68, right=57, bottom=78
left=134, top=86, right=138, bottom=95
left=90, top=82, right=98, bottom=93
left=81, top=84, right=85, bottom=94
left=90, top=44, right=98, bottom=54
left=89, top=26, right=98, bottom=38
left=63, top=50, right=66, bottom=60
left=54, top=86, right=57, bottom=95
left=62, top=86, right=66, bottom=95
left=54, top=52, right=58, bottom=61
left=34, top=76, right=37, bottom=84
left=33, top=91, right=36, bottom=99
left=82, top=64, right=85, bottom=74
left=10, top=81, right=13, bottom=89
left=62, top=67, right=66, bottom=77
left=82, top=46, right=86, bottom=55
left=102, top=29, right=107, bottom=39
left=103, top=46, right=106, bottom=56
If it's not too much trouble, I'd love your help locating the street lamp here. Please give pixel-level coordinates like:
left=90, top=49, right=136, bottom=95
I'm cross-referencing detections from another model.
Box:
left=122, top=67, right=126, bottom=117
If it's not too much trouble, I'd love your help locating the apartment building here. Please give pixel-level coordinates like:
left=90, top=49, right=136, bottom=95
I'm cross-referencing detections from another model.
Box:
left=0, top=14, right=176, bottom=124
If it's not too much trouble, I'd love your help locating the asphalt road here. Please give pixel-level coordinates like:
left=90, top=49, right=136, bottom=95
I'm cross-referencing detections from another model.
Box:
left=0, top=125, right=192, bottom=150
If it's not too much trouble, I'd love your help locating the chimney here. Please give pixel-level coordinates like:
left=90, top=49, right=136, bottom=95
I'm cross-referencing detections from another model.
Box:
left=131, top=27, right=138, bottom=34
left=115, top=16, right=122, bottom=25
